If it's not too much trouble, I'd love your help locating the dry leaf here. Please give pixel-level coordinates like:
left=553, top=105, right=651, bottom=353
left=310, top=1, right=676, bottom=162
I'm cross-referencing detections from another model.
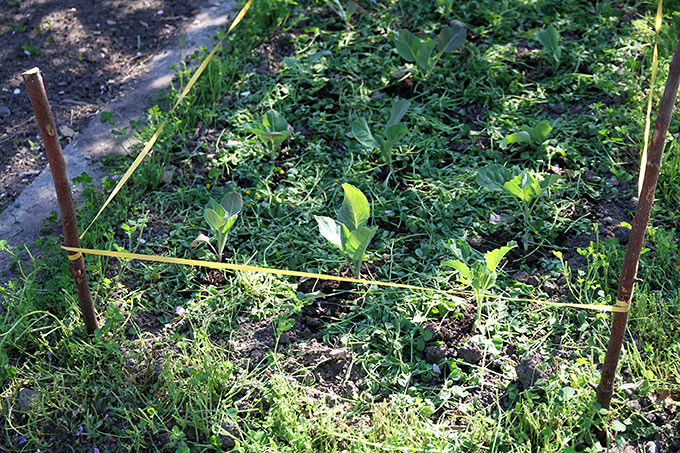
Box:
left=190, top=233, right=211, bottom=247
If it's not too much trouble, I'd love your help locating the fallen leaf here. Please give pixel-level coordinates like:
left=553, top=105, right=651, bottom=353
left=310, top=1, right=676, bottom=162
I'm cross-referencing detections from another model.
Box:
left=190, top=233, right=211, bottom=247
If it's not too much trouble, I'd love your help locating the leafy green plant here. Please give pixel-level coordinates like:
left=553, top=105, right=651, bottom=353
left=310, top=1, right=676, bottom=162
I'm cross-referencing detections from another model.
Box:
left=500, top=120, right=552, bottom=150
left=395, top=21, right=466, bottom=78
left=351, top=99, right=410, bottom=186
left=536, top=25, right=560, bottom=67
left=203, top=191, right=243, bottom=262
left=315, top=183, right=377, bottom=278
left=245, top=109, right=291, bottom=156
left=477, top=165, right=559, bottom=244
left=443, top=240, right=516, bottom=332
left=326, top=0, right=357, bottom=28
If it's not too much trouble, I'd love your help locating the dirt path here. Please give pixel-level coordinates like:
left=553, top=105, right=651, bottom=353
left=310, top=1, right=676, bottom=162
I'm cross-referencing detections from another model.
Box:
left=0, top=0, right=237, bottom=280
left=0, top=0, right=211, bottom=212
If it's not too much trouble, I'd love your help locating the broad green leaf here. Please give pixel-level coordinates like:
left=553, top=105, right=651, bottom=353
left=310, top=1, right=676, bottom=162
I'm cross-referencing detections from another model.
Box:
left=337, top=183, right=370, bottom=230
left=384, top=124, right=407, bottom=149
left=501, top=130, right=532, bottom=149
left=316, top=216, right=343, bottom=249
left=224, top=214, right=238, bottom=232
left=477, top=165, right=511, bottom=192
left=351, top=118, right=379, bottom=149
left=341, top=225, right=376, bottom=262
left=437, top=21, right=467, bottom=53
left=308, top=50, right=332, bottom=63
left=386, top=99, right=411, bottom=128
left=205, top=208, right=226, bottom=232
left=206, top=198, right=225, bottom=218
left=220, top=191, right=243, bottom=217
left=504, top=172, right=538, bottom=202
left=442, top=259, right=472, bottom=283
left=395, top=30, right=420, bottom=63
left=537, top=26, right=560, bottom=60
left=539, top=174, right=560, bottom=191
left=415, top=39, right=437, bottom=72
left=527, top=120, right=552, bottom=144
left=263, top=110, right=289, bottom=133
left=484, top=242, right=516, bottom=272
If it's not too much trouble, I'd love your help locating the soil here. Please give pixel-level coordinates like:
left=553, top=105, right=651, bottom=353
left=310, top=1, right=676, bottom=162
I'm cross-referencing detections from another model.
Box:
left=0, top=0, right=210, bottom=213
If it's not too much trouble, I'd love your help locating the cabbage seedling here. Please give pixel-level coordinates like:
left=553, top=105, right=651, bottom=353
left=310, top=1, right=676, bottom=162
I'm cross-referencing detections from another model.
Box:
left=477, top=165, right=559, bottom=244
left=500, top=120, right=552, bottom=150
left=352, top=99, right=410, bottom=186
left=395, top=21, right=466, bottom=78
left=315, top=183, right=377, bottom=278
left=536, top=25, right=561, bottom=68
left=443, top=240, right=516, bottom=332
left=204, top=191, right=242, bottom=262
left=244, top=109, right=290, bottom=156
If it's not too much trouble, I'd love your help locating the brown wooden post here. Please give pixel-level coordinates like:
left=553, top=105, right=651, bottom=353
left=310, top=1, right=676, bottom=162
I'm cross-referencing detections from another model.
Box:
left=596, top=37, right=680, bottom=438
left=22, top=67, right=99, bottom=334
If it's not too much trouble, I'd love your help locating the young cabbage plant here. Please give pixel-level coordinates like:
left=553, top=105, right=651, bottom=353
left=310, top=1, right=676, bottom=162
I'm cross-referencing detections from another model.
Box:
left=244, top=109, right=290, bottom=156
left=352, top=99, right=411, bottom=186
left=203, top=191, right=243, bottom=262
left=536, top=25, right=561, bottom=68
left=477, top=165, right=559, bottom=245
left=315, top=183, right=377, bottom=278
left=443, top=239, right=516, bottom=333
left=500, top=120, right=552, bottom=150
left=395, top=20, right=466, bottom=78
left=326, top=0, right=357, bottom=28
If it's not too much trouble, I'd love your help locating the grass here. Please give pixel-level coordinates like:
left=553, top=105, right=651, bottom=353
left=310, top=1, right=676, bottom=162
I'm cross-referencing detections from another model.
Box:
left=2, top=0, right=679, bottom=451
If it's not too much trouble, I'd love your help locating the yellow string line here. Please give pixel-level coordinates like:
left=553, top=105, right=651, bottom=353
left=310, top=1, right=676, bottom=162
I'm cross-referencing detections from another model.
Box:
left=79, top=0, right=253, bottom=240
left=638, top=0, right=663, bottom=196
left=62, top=246, right=630, bottom=313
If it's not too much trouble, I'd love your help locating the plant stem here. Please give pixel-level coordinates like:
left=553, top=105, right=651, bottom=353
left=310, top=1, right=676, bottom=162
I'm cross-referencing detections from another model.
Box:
left=595, top=36, right=680, bottom=442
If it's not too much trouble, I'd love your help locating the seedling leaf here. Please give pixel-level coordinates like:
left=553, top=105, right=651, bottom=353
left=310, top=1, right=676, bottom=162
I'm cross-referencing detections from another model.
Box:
left=220, top=191, right=243, bottom=217
left=337, top=183, right=370, bottom=230
left=484, top=243, right=516, bottom=272
left=395, top=30, right=419, bottom=63
left=386, top=99, right=411, bottom=128
left=316, top=216, right=343, bottom=249
left=477, top=165, right=511, bottom=192
left=501, top=131, right=532, bottom=149
left=352, top=118, right=380, bottom=149
left=437, top=21, right=467, bottom=53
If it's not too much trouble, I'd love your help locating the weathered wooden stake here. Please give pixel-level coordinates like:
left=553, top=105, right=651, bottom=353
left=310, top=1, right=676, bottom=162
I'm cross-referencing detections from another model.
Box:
left=22, top=67, right=99, bottom=334
left=596, top=37, right=680, bottom=436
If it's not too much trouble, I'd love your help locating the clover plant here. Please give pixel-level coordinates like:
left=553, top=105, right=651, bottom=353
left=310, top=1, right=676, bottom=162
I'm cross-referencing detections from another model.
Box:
left=203, top=191, right=243, bottom=262
left=315, top=183, right=377, bottom=278
left=244, top=109, right=290, bottom=155
left=477, top=165, right=559, bottom=245
left=395, top=21, right=466, bottom=78
left=536, top=25, right=561, bottom=68
left=500, top=120, right=552, bottom=150
left=352, top=99, right=410, bottom=186
left=443, top=239, right=516, bottom=332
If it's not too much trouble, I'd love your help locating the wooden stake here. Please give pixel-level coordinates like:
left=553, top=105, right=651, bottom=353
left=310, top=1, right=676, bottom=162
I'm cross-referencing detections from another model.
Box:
left=22, top=67, right=99, bottom=334
left=596, top=37, right=680, bottom=434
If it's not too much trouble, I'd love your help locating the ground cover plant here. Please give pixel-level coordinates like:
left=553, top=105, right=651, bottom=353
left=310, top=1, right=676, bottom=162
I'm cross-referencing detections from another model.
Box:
left=1, top=0, right=680, bottom=451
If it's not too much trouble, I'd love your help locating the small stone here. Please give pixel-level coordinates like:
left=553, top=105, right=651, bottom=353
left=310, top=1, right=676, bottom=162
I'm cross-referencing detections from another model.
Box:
left=424, top=345, right=446, bottom=363
left=60, top=125, right=76, bottom=137
left=19, top=169, right=40, bottom=178
left=0, top=105, right=10, bottom=117
left=584, top=170, right=597, bottom=183
left=513, top=271, right=529, bottom=283
left=644, top=441, right=659, bottom=453
left=13, top=88, right=20, bottom=95
left=278, top=333, right=290, bottom=345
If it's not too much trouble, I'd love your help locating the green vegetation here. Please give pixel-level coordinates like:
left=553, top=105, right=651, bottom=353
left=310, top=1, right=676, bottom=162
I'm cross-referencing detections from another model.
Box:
left=1, top=0, right=679, bottom=451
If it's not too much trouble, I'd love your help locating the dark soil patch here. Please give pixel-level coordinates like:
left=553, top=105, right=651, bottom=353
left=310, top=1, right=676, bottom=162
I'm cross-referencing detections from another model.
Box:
left=0, top=0, right=209, bottom=212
